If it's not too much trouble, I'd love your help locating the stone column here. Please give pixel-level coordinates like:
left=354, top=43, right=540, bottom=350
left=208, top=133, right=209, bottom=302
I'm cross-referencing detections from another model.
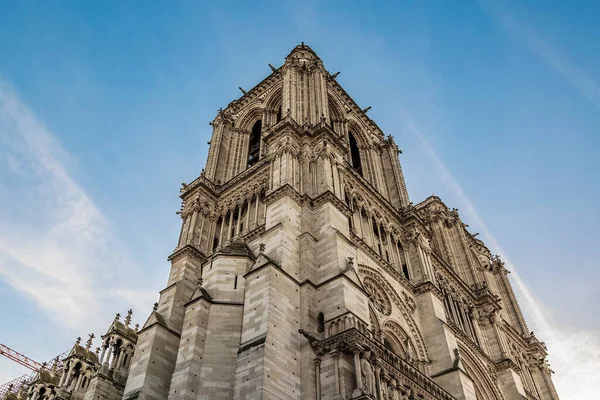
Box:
left=254, top=195, right=260, bottom=227
left=218, top=214, right=225, bottom=247
left=351, top=346, right=364, bottom=397
left=116, top=348, right=126, bottom=370
left=227, top=209, right=234, bottom=241
left=376, top=222, right=384, bottom=256
left=198, top=214, right=206, bottom=246
left=74, top=372, right=84, bottom=392
left=367, top=214, right=374, bottom=247
left=358, top=208, right=365, bottom=239
left=374, top=361, right=383, bottom=400
left=245, top=200, right=251, bottom=233
left=314, top=358, right=322, bottom=400
left=187, top=210, right=198, bottom=244
left=331, top=350, right=341, bottom=396
left=235, top=205, right=242, bottom=237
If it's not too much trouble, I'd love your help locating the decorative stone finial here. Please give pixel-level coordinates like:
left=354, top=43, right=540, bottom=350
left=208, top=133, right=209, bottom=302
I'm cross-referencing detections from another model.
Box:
left=347, top=257, right=354, bottom=269
left=135, top=323, right=139, bottom=332
left=125, top=309, right=133, bottom=327
left=153, top=302, right=159, bottom=312
left=75, top=337, right=81, bottom=346
left=115, top=313, right=121, bottom=321
left=86, top=333, right=95, bottom=350
left=259, top=243, right=266, bottom=253
left=197, top=277, right=204, bottom=287
left=96, top=347, right=101, bottom=356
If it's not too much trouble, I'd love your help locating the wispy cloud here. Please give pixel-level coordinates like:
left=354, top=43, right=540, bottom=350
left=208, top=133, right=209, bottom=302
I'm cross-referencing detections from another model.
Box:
left=478, top=0, right=600, bottom=111
left=402, top=111, right=599, bottom=399
left=0, top=79, right=153, bottom=334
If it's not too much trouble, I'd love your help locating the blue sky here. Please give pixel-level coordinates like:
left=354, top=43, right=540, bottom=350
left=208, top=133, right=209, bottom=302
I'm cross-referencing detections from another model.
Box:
left=0, top=1, right=598, bottom=397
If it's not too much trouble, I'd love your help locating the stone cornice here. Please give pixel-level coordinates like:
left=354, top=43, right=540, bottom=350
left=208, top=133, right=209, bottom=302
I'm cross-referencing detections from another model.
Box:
left=167, top=244, right=206, bottom=264
left=413, top=281, right=444, bottom=302
left=180, top=157, right=270, bottom=200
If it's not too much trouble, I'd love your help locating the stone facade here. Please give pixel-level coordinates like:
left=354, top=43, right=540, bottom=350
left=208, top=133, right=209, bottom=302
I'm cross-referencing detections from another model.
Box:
left=1, top=44, right=559, bottom=400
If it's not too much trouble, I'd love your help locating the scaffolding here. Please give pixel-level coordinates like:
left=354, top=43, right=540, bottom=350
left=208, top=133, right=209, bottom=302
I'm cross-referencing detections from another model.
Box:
left=0, top=345, right=69, bottom=399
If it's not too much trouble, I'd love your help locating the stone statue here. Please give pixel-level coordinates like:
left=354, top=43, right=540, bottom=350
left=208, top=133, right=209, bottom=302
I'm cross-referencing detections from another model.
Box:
left=404, top=338, right=414, bottom=363
left=388, top=379, right=401, bottom=400
left=360, top=351, right=376, bottom=394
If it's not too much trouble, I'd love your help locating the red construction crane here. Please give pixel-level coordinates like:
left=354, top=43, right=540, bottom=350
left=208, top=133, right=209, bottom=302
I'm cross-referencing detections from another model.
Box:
left=0, top=343, right=43, bottom=372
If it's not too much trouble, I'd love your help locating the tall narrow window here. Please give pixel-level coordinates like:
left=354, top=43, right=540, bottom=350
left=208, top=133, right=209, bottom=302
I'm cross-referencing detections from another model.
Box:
left=247, top=120, right=262, bottom=168
left=349, top=132, right=363, bottom=176
left=276, top=106, right=282, bottom=123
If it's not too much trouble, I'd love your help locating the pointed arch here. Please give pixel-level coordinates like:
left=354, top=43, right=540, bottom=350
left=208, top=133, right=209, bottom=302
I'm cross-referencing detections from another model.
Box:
left=247, top=120, right=262, bottom=168
left=264, top=82, right=283, bottom=125
left=459, top=345, right=504, bottom=400
left=349, top=131, right=363, bottom=175
left=382, top=320, right=410, bottom=359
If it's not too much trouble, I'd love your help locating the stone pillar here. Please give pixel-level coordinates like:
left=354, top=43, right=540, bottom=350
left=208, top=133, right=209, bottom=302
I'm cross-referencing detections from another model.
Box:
left=218, top=214, right=225, bottom=247
left=374, top=361, right=383, bottom=400
left=245, top=200, right=251, bottom=233
left=351, top=346, right=364, bottom=397
left=331, top=350, right=341, bottom=397
left=314, top=358, right=322, bottom=400
left=187, top=210, right=198, bottom=244
left=227, top=209, right=234, bottom=241
left=254, top=195, right=260, bottom=227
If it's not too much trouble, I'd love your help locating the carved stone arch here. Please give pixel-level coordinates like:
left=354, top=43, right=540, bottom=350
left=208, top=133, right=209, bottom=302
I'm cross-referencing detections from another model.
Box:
left=327, top=92, right=345, bottom=132
left=357, top=264, right=429, bottom=361
left=382, top=319, right=411, bottom=359
left=458, top=345, right=504, bottom=400
left=346, top=117, right=370, bottom=147
left=235, top=103, right=265, bottom=132
left=264, top=81, right=283, bottom=112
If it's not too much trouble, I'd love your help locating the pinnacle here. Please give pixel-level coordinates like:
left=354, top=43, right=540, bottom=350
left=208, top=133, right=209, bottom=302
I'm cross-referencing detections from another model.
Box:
left=286, top=42, right=321, bottom=61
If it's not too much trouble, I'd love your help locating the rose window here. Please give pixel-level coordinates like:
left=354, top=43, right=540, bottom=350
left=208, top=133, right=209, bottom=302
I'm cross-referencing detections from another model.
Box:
left=363, top=278, right=391, bottom=316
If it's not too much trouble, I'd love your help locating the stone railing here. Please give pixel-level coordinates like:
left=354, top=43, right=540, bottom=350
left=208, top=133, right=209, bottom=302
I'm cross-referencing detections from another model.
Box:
left=325, top=313, right=370, bottom=339
left=313, top=328, right=456, bottom=400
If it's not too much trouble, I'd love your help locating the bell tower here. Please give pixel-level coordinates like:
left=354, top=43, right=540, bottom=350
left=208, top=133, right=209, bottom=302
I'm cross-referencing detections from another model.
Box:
left=120, top=44, right=559, bottom=400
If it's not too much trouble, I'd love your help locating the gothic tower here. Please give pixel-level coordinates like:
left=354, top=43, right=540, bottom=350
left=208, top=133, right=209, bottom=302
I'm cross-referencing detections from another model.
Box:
left=119, top=44, right=559, bottom=400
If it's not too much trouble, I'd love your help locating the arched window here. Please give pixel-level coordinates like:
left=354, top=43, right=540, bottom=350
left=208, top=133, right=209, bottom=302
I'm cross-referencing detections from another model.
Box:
left=247, top=120, right=262, bottom=168
left=349, top=132, right=363, bottom=176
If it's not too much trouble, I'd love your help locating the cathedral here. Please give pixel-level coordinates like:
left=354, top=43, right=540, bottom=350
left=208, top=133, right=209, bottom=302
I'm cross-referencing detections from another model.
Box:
left=1, top=44, right=559, bottom=400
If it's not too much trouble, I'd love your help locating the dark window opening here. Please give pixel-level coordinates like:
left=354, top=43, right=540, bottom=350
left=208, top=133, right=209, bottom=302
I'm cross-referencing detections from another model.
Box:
left=402, top=264, right=410, bottom=280
left=384, top=338, right=394, bottom=352
left=317, top=312, right=325, bottom=333
left=213, top=217, right=223, bottom=250
left=247, top=120, right=262, bottom=168
left=276, top=106, right=282, bottom=123
left=234, top=275, right=238, bottom=289
left=372, top=222, right=379, bottom=238
left=349, top=132, right=363, bottom=176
